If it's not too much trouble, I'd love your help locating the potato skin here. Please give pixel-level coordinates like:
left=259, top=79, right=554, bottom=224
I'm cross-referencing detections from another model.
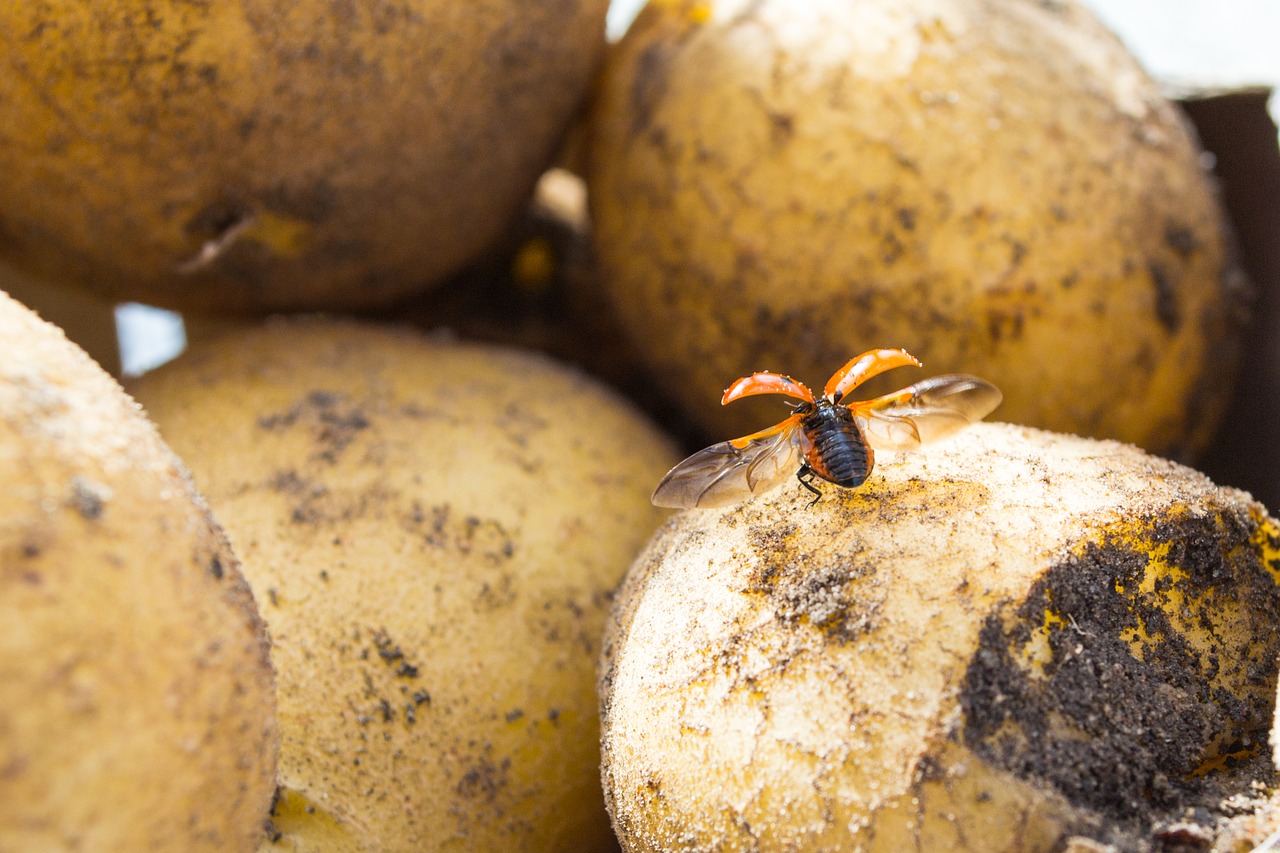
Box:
left=130, top=319, right=677, bottom=852
left=600, top=423, right=1280, bottom=852
left=587, top=0, right=1245, bottom=459
left=0, top=0, right=608, bottom=313
left=0, top=292, right=277, bottom=851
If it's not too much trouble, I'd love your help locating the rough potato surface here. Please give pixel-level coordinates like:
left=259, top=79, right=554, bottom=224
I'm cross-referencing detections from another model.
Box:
left=601, top=423, right=1280, bottom=852
left=131, top=319, right=676, bottom=852
left=0, top=0, right=609, bottom=312
left=0, top=291, right=277, bottom=852
left=588, top=0, right=1244, bottom=459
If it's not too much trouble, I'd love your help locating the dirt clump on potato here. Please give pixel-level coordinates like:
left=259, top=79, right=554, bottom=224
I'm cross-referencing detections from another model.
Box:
left=600, top=423, right=1279, bottom=852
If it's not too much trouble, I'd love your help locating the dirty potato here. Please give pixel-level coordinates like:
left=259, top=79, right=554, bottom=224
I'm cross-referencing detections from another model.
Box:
left=601, top=423, right=1280, bottom=852
left=130, top=319, right=677, bottom=852
left=0, top=291, right=277, bottom=851
left=587, top=0, right=1245, bottom=459
left=0, top=0, right=609, bottom=313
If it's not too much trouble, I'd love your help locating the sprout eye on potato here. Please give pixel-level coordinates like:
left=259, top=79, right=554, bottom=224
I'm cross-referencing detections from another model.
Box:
left=130, top=318, right=677, bottom=852
left=0, top=291, right=278, bottom=852
left=587, top=0, right=1247, bottom=460
left=602, top=423, right=1280, bottom=852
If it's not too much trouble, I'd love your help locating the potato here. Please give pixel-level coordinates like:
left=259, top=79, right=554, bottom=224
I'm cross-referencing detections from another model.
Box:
left=0, top=291, right=277, bottom=850
left=129, top=319, right=677, bottom=851
left=586, top=0, right=1245, bottom=459
left=0, top=0, right=609, bottom=313
left=600, top=423, right=1280, bottom=852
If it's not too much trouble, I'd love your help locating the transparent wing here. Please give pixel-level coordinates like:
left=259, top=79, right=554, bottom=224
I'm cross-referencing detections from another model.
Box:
left=651, top=415, right=805, bottom=509
left=856, top=374, right=1002, bottom=452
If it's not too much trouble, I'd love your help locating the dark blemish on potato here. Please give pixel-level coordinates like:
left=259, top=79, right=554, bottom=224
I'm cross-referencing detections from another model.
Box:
left=547, top=708, right=560, bottom=724
left=413, top=690, right=431, bottom=707
left=880, top=231, right=905, bottom=265
left=185, top=198, right=253, bottom=240
left=395, top=662, right=419, bottom=679
left=478, top=574, right=518, bottom=611
left=1007, top=238, right=1027, bottom=268
left=763, top=107, right=794, bottom=146
left=20, top=571, right=42, bottom=585
left=896, top=208, right=917, bottom=231
left=914, top=753, right=945, bottom=784
left=959, top=511, right=1280, bottom=829
left=21, top=542, right=40, bottom=559
left=258, top=390, right=371, bottom=463
left=373, top=628, right=413, bottom=667
left=267, top=588, right=279, bottom=607
left=1149, top=261, right=1181, bottom=332
left=260, top=179, right=336, bottom=225
left=209, top=555, right=224, bottom=580
left=630, top=40, right=677, bottom=140
left=1152, top=821, right=1214, bottom=850
left=505, top=709, right=525, bottom=723
left=1164, top=224, right=1199, bottom=258
left=414, top=503, right=518, bottom=565
left=457, top=755, right=512, bottom=803
left=69, top=476, right=106, bottom=520
left=985, top=307, right=1026, bottom=344
left=271, top=469, right=307, bottom=493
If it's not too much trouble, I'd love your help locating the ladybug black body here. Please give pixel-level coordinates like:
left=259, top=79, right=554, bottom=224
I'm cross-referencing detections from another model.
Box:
left=796, top=399, right=873, bottom=498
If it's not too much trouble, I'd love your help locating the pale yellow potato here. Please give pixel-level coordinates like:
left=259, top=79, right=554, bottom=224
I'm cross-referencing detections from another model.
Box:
left=0, top=291, right=277, bottom=850
left=587, top=0, right=1245, bottom=460
left=130, top=319, right=677, bottom=852
left=600, top=423, right=1280, bottom=852
left=0, top=0, right=609, bottom=313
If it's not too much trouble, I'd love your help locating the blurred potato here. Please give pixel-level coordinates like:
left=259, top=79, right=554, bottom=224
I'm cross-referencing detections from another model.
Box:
left=0, top=0, right=609, bottom=313
left=0, top=291, right=277, bottom=851
left=587, top=0, right=1246, bottom=460
left=130, top=318, right=677, bottom=851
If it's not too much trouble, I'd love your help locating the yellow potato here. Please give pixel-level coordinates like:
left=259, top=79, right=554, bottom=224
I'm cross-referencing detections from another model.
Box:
left=587, top=0, right=1245, bottom=459
left=0, top=291, right=277, bottom=851
left=0, top=0, right=609, bottom=313
left=600, top=423, right=1280, bottom=852
left=130, top=319, right=677, bottom=851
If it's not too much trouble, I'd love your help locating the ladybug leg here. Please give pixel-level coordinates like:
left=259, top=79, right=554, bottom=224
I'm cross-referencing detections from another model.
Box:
left=796, top=463, right=823, bottom=508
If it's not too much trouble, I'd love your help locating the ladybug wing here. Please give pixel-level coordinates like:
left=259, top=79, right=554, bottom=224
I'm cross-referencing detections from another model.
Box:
left=651, top=415, right=805, bottom=509
left=856, top=374, right=1001, bottom=452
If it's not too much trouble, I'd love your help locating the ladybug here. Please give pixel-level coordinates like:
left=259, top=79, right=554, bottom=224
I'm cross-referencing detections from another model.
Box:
left=651, top=348, right=1001, bottom=508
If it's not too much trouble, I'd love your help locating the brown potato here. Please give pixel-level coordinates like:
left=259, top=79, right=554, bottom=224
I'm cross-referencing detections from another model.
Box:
left=587, top=0, right=1246, bottom=460
left=600, top=423, right=1280, bottom=852
left=0, top=0, right=609, bottom=313
left=0, top=291, right=277, bottom=851
left=130, top=319, right=677, bottom=851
